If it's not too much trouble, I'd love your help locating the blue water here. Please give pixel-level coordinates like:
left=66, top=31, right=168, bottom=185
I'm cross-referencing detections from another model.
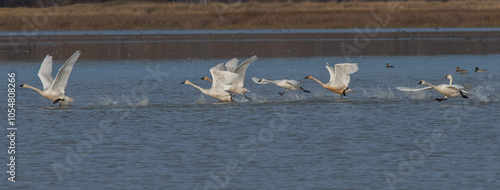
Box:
left=1, top=32, right=500, bottom=190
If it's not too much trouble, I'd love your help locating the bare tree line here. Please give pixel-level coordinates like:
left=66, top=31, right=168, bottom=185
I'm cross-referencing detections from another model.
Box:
left=0, top=0, right=467, bottom=8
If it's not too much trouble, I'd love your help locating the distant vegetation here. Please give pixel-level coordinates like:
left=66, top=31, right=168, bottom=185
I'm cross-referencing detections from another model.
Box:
left=1, top=0, right=500, bottom=30
left=0, top=0, right=468, bottom=8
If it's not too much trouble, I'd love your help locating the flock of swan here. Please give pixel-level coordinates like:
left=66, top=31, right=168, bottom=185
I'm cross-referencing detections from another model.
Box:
left=20, top=50, right=476, bottom=105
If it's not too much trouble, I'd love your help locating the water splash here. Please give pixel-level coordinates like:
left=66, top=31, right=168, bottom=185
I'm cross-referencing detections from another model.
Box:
left=312, top=91, right=339, bottom=101
left=196, top=94, right=209, bottom=104
left=362, top=86, right=395, bottom=99
left=281, top=92, right=307, bottom=101
left=235, top=93, right=267, bottom=103
left=93, top=95, right=149, bottom=107
left=136, top=98, right=149, bottom=106
left=468, top=83, right=499, bottom=103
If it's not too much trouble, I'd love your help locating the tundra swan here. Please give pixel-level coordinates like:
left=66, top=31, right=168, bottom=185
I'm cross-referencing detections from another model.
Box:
left=19, top=50, right=81, bottom=105
left=182, top=62, right=239, bottom=102
left=396, top=75, right=468, bottom=101
left=305, top=63, right=359, bottom=97
left=201, top=56, right=258, bottom=97
left=252, top=77, right=310, bottom=95
left=386, top=62, right=394, bottom=68
left=475, top=67, right=487, bottom=72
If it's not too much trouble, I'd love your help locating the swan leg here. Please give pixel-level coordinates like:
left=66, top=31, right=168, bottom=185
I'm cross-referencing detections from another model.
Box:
left=300, top=86, right=311, bottom=93
left=53, top=98, right=64, bottom=104
left=342, top=87, right=348, bottom=97
left=460, top=90, right=469, bottom=99
left=243, top=94, right=252, bottom=101
left=435, top=98, right=447, bottom=102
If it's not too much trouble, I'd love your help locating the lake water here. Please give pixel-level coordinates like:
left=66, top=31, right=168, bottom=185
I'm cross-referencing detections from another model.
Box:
left=1, top=28, right=499, bottom=190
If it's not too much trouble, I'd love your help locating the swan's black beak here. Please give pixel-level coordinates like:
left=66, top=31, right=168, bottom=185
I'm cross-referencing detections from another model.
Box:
left=418, top=81, right=423, bottom=84
left=304, top=76, right=309, bottom=79
left=200, top=77, right=204, bottom=80
left=180, top=81, right=185, bottom=84
left=19, top=84, right=25, bottom=87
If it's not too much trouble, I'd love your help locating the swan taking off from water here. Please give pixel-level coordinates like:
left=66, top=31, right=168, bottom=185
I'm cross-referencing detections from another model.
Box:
left=252, top=77, right=310, bottom=95
left=182, top=62, right=239, bottom=102
left=305, top=63, right=359, bottom=97
left=201, top=56, right=257, bottom=97
left=20, top=50, right=81, bottom=105
left=396, top=75, right=468, bottom=102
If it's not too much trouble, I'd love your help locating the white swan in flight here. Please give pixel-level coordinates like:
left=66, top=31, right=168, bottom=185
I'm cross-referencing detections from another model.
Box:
left=20, top=50, right=81, bottom=105
left=396, top=75, right=468, bottom=101
left=252, top=77, right=310, bottom=95
left=182, top=62, right=239, bottom=102
left=305, top=63, right=359, bottom=97
left=201, top=56, right=257, bottom=97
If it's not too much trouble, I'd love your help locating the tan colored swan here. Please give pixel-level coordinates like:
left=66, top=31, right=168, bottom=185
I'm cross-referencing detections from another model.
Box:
left=305, top=63, right=359, bottom=97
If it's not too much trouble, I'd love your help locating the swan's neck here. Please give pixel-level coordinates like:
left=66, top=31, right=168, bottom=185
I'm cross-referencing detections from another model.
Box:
left=309, top=76, right=327, bottom=87
left=22, top=84, right=44, bottom=95
left=187, top=82, right=207, bottom=94
left=263, top=79, right=276, bottom=84
left=422, top=82, right=436, bottom=88
left=448, top=77, right=453, bottom=85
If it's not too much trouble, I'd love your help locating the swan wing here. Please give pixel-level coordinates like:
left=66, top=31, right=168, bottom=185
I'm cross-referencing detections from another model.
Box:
left=396, top=86, right=432, bottom=92
left=252, top=77, right=268, bottom=84
left=326, top=63, right=358, bottom=87
left=208, top=62, right=227, bottom=83
left=210, top=62, right=226, bottom=72
left=284, top=80, right=299, bottom=86
left=449, top=84, right=464, bottom=89
left=50, top=50, right=81, bottom=94
left=211, top=70, right=239, bottom=91
left=224, top=58, right=239, bottom=73
left=38, top=55, right=54, bottom=91
left=445, top=85, right=463, bottom=91
left=232, top=55, right=258, bottom=87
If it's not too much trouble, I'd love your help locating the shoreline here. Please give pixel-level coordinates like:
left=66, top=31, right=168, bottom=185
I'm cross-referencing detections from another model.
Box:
left=3, top=27, right=500, bottom=36
left=3, top=28, right=500, bottom=61
left=1, top=1, right=500, bottom=31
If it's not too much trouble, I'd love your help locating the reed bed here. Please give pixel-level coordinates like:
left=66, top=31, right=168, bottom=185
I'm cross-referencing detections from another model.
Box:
left=1, top=1, right=500, bottom=30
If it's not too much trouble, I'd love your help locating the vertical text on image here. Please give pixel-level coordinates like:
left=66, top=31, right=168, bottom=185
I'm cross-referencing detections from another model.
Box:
left=7, top=73, right=17, bottom=182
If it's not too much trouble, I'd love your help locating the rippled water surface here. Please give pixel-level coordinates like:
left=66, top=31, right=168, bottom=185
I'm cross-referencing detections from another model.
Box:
left=1, top=29, right=500, bottom=190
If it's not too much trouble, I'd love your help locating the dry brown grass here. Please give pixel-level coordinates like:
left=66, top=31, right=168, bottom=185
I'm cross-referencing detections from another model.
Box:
left=1, top=1, right=500, bottom=30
